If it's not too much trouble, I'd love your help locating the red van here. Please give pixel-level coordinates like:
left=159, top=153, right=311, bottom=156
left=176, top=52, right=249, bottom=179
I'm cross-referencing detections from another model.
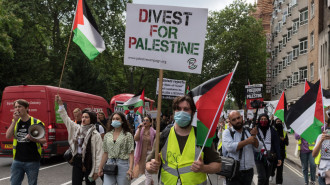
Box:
left=0, top=85, right=111, bottom=158
left=109, top=93, right=155, bottom=113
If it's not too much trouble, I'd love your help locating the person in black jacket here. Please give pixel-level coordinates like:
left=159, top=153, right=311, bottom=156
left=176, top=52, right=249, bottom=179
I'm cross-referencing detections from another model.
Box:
left=269, top=118, right=289, bottom=185
left=254, top=113, right=282, bottom=185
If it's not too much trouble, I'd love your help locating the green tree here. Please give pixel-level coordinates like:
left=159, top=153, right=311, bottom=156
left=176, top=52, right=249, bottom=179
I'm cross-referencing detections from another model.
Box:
left=203, top=0, right=267, bottom=108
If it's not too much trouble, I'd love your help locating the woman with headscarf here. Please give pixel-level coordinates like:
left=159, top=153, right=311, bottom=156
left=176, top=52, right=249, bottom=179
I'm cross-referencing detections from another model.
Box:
left=98, top=112, right=134, bottom=185
left=269, top=118, right=289, bottom=185
left=254, top=113, right=282, bottom=185
left=55, top=95, right=103, bottom=185
left=133, top=115, right=156, bottom=185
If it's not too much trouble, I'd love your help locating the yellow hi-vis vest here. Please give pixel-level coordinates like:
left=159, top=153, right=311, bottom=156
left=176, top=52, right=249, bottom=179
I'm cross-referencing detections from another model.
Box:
left=217, top=124, right=228, bottom=150
left=160, top=127, right=207, bottom=185
left=298, top=139, right=315, bottom=150
left=13, top=117, right=44, bottom=159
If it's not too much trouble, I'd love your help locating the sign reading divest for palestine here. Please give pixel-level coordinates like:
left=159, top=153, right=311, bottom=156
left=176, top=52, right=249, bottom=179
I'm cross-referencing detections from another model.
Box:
left=124, top=3, right=208, bottom=74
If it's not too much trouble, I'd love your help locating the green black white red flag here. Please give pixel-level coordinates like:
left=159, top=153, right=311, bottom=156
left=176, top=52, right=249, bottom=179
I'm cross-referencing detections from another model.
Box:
left=286, top=80, right=323, bottom=143
left=123, top=89, right=145, bottom=114
left=72, top=0, right=105, bottom=60
left=190, top=61, right=237, bottom=148
left=274, top=91, right=287, bottom=123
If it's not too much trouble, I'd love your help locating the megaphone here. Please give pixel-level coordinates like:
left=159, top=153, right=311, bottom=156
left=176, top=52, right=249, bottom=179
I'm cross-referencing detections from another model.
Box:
left=28, top=124, right=45, bottom=140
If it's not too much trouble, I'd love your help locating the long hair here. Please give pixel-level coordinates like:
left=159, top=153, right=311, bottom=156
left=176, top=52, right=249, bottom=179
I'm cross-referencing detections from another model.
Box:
left=107, top=112, right=132, bottom=135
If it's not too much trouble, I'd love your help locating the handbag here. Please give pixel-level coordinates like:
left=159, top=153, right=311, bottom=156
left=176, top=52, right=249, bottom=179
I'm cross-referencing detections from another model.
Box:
left=217, top=128, right=246, bottom=180
left=258, top=132, right=277, bottom=162
left=63, top=148, right=73, bottom=165
left=103, top=159, right=118, bottom=175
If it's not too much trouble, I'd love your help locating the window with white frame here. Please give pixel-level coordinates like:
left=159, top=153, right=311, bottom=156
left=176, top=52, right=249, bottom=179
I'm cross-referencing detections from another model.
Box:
left=279, top=41, right=283, bottom=51
left=310, top=32, right=314, bottom=49
left=300, top=9, right=308, bottom=25
left=278, top=62, right=283, bottom=72
left=283, top=35, right=287, bottom=47
left=291, top=0, right=297, bottom=6
left=292, top=19, right=299, bottom=34
left=278, top=21, right=283, bottom=33
left=273, top=69, right=276, bottom=77
left=299, top=38, right=308, bottom=54
left=299, top=67, right=308, bottom=82
left=287, top=76, right=292, bottom=88
left=283, top=57, right=288, bottom=68
left=288, top=4, right=292, bottom=16
left=272, top=50, right=275, bottom=59
left=288, top=28, right=292, bottom=40
left=293, top=46, right=299, bottom=59
left=283, top=79, right=287, bottom=89
left=275, top=47, right=279, bottom=57
left=293, top=72, right=299, bottom=85
left=275, top=67, right=278, bottom=76
left=310, top=63, right=314, bottom=81
left=288, top=51, right=293, bottom=64
left=311, top=1, right=315, bottom=18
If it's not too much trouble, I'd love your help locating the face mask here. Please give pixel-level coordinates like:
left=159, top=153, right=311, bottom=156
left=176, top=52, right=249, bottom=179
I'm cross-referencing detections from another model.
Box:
left=111, top=120, right=122, bottom=128
left=259, top=120, right=268, bottom=127
left=174, top=111, right=191, bottom=127
left=130, top=110, right=134, bottom=114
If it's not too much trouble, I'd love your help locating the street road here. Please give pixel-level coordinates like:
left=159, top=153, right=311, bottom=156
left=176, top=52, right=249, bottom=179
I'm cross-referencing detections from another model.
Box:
left=0, top=157, right=309, bottom=185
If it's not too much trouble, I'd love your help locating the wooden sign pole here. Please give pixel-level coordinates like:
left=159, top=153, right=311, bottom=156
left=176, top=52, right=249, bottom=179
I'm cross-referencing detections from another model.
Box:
left=155, top=69, right=163, bottom=161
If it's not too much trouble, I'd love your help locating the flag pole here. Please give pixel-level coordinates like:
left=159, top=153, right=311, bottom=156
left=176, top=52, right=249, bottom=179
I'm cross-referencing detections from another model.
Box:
left=196, top=61, right=239, bottom=160
left=319, top=69, right=326, bottom=131
left=57, top=30, right=73, bottom=94
left=155, top=69, right=163, bottom=162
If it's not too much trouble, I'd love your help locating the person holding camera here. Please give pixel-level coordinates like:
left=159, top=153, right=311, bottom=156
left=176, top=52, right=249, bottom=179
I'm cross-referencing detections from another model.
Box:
left=6, top=99, right=46, bottom=185
left=254, top=113, right=282, bottom=185
left=222, top=110, right=262, bottom=185
left=312, top=128, right=330, bottom=185
left=55, top=95, right=103, bottom=185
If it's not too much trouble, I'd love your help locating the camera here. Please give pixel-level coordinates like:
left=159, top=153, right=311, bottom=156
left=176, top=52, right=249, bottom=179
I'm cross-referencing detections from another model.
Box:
left=250, top=100, right=266, bottom=109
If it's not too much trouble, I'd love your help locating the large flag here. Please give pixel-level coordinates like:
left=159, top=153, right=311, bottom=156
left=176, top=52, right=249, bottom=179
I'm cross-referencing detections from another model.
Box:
left=190, top=72, right=233, bottom=147
left=123, top=89, right=145, bottom=113
left=304, top=79, right=310, bottom=93
left=306, top=80, right=330, bottom=107
left=72, top=0, right=105, bottom=60
left=286, top=80, right=323, bottom=143
left=274, top=91, right=287, bottom=123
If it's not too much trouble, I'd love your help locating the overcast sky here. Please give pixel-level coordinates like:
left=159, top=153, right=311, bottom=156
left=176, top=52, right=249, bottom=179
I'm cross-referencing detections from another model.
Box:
left=132, top=0, right=256, bottom=12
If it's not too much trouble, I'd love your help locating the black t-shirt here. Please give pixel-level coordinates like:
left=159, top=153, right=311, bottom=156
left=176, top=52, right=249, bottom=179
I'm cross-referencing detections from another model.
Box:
left=15, top=118, right=42, bottom=162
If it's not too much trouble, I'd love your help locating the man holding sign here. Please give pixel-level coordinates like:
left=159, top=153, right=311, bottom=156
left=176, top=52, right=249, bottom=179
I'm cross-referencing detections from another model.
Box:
left=146, top=95, right=221, bottom=184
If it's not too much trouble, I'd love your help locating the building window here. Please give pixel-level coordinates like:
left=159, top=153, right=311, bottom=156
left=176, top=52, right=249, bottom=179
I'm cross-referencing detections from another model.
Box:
left=275, top=67, right=278, bottom=76
left=299, top=67, right=308, bottom=82
left=310, top=63, right=314, bottom=81
left=310, top=32, right=314, bottom=49
left=288, top=51, right=293, bottom=64
left=300, top=9, right=308, bottom=25
left=278, top=62, right=283, bottom=72
left=272, top=69, right=276, bottom=77
left=288, top=28, right=292, bottom=41
left=293, top=72, right=299, bottom=85
left=275, top=47, right=279, bottom=58
left=283, top=57, right=288, bottom=68
left=311, top=1, right=315, bottom=18
left=279, top=41, right=283, bottom=52
left=287, top=76, right=292, bottom=88
left=283, top=35, right=287, bottom=47
left=272, top=87, right=275, bottom=96
left=291, top=0, right=297, bottom=7
left=278, top=21, right=283, bottom=33
left=292, top=19, right=299, bottom=34
left=293, top=45, right=299, bottom=59
left=299, top=38, right=308, bottom=55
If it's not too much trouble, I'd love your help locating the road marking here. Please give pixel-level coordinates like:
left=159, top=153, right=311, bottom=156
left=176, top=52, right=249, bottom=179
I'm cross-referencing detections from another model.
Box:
left=284, top=163, right=303, bottom=177
left=131, top=174, right=146, bottom=185
left=0, top=162, right=67, bottom=181
left=60, top=181, right=72, bottom=185
left=253, top=174, right=258, bottom=184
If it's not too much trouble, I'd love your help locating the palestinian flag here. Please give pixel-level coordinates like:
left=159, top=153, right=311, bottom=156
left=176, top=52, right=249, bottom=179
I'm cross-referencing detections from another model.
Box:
left=306, top=81, right=330, bottom=107
left=286, top=80, right=323, bottom=143
left=72, top=0, right=105, bottom=60
left=186, top=85, right=190, bottom=94
left=274, top=91, right=287, bottom=123
left=304, top=79, right=310, bottom=93
left=123, top=89, right=145, bottom=113
left=190, top=72, right=233, bottom=147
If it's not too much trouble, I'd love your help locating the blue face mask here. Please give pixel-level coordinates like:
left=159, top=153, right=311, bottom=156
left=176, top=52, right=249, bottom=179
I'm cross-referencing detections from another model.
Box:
left=130, top=110, right=134, bottom=113
left=174, top=111, right=191, bottom=127
left=111, top=120, right=122, bottom=128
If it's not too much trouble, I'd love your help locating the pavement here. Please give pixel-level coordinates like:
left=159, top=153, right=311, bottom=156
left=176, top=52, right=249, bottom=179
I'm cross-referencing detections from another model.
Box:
left=286, top=133, right=302, bottom=168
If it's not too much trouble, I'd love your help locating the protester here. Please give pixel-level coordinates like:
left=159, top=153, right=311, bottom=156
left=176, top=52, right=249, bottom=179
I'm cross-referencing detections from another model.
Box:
left=133, top=115, right=156, bottom=185
left=269, top=118, right=289, bottom=185
left=126, top=106, right=142, bottom=133
left=217, top=119, right=226, bottom=153
left=98, top=112, right=134, bottom=185
left=97, top=111, right=107, bottom=129
left=254, top=113, right=282, bottom=185
left=94, top=112, right=106, bottom=139
left=295, top=132, right=317, bottom=185
left=73, top=108, right=83, bottom=125
left=160, top=114, right=168, bottom=132
left=55, top=95, right=102, bottom=185
left=222, top=110, right=262, bottom=185
left=146, top=95, right=221, bottom=185
left=6, top=99, right=47, bottom=185
left=312, top=127, right=330, bottom=185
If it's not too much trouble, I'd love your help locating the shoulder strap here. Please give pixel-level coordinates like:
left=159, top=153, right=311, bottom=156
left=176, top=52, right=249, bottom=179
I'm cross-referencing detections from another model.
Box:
left=238, top=128, right=245, bottom=160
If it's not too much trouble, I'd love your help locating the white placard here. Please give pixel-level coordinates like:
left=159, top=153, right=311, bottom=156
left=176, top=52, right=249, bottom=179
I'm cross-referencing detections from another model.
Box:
left=156, top=78, right=186, bottom=97
left=124, top=3, right=208, bottom=74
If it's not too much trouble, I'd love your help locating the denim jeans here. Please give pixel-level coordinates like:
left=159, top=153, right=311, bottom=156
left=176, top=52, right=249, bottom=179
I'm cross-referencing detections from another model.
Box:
left=255, top=160, right=271, bottom=185
left=300, top=152, right=316, bottom=184
left=10, top=160, right=40, bottom=185
left=318, top=176, right=326, bottom=185
left=226, top=168, right=254, bottom=185
left=103, top=158, right=130, bottom=185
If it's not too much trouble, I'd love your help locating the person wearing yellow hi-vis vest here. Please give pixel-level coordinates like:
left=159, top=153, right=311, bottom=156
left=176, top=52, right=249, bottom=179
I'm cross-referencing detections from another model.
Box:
left=295, top=133, right=317, bottom=185
left=5, top=99, right=46, bottom=185
left=146, top=95, right=221, bottom=185
left=269, top=118, right=289, bottom=185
